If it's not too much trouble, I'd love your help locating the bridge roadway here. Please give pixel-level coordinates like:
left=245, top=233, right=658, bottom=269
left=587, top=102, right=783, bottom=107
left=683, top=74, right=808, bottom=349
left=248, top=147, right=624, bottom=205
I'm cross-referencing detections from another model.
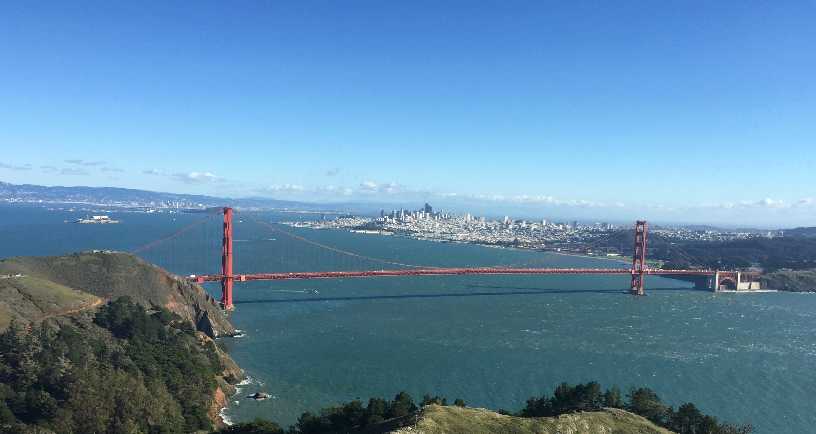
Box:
left=189, top=267, right=716, bottom=283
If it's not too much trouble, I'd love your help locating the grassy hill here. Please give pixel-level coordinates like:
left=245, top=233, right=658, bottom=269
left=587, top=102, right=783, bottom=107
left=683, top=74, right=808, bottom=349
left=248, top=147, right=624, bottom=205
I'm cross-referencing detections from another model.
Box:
left=386, top=405, right=672, bottom=434
left=0, top=274, right=100, bottom=331
left=0, top=251, right=235, bottom=336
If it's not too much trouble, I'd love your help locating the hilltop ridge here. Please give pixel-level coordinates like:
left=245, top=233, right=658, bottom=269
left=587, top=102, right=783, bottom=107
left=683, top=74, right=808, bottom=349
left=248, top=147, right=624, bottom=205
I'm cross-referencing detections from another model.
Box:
left=0, top=251, right=235, bottom=337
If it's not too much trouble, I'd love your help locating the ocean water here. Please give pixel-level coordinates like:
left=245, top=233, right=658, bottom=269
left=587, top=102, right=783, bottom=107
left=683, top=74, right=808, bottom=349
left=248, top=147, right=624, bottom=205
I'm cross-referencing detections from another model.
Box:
left=1, top=204, right=814, bottom=433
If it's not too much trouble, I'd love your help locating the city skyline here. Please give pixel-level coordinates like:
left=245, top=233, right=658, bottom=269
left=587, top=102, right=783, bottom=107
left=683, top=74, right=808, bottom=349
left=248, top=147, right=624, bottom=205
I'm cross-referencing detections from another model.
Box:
left=1, top=1, right=814, bottom=226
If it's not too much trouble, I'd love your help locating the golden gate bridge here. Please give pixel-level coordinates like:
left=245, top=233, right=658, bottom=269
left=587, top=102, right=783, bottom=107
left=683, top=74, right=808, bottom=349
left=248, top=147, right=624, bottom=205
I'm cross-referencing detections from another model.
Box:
left=131, top=207, right=749, bottom=311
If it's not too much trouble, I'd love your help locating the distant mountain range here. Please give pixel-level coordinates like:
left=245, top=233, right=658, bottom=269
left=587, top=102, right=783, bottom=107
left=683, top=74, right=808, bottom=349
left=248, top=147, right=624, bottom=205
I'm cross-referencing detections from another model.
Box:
left=0, top=181, right=335, bottom=211
left=784, top=227, right=816, bottom=238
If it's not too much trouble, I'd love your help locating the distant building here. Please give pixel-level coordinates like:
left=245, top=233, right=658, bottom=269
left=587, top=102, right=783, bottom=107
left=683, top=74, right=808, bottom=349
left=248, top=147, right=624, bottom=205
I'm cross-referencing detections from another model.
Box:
left=75, top=215, right=119, bottom=224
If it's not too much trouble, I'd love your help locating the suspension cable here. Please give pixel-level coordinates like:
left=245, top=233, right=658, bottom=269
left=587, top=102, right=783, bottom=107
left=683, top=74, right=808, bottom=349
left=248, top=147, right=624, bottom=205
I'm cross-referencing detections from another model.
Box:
left=131, top=215, right=214, bottom=255
left=246, top=216, right=437, bottom=269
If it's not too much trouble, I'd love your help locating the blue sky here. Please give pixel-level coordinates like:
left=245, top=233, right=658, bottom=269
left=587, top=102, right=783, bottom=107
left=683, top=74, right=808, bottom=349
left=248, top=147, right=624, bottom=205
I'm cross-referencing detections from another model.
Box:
left=1, top=1, right=814, bottom=226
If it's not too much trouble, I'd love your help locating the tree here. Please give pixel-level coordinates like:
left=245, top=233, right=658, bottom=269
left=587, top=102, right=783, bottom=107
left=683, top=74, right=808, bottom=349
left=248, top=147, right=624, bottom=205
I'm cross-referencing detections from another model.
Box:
left=0, top=298, right=224, bottom=433
left=520, top=395, right=551, bottom=417
left=603, top=386, right=623, bottom=408
left=328, top=400, right=365, bottom=430
left=627, top=387, right=669, bottom=426
left=421, top=394, right=447, bottom=406
left=453, top=398, right=466, bottom=407
left=669, top=402, right=705, bottom=434
left=294, top=411, right=329, bottom=434
left=364, top=397, right=388, bottom=425
left=387, top=392, right=417, bottom=418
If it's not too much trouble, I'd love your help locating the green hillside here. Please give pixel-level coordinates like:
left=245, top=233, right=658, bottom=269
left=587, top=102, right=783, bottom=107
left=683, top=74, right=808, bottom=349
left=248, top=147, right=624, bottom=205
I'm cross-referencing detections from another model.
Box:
left=0, top=274, right=100, bottom=331
left=0, top=251, right=235, bottom=336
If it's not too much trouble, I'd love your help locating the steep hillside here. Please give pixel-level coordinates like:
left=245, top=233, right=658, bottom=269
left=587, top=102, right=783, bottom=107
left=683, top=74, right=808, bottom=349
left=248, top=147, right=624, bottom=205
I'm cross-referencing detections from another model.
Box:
left=784, top=227, right=816, bottom=238
left=387, top=405, right=673, bottom=434
left=0, top=251, right=235, bottom=337
left=761, top=269, right=816, bottom=292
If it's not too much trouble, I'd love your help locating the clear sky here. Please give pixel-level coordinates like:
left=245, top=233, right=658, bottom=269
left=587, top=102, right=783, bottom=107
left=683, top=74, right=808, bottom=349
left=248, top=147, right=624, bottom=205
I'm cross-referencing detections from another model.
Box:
left=1, top=1, right=814, bottom=226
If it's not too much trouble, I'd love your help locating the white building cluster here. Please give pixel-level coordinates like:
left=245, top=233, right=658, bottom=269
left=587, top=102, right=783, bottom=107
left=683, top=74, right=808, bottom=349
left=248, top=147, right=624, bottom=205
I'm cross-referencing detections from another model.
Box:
left=285, top=203, right=620, bottom=254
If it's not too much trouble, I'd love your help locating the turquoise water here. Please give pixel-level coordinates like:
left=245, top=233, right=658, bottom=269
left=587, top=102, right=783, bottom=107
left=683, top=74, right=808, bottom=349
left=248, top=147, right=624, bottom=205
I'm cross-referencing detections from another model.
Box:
left=1, top=205, right=814, bottom=433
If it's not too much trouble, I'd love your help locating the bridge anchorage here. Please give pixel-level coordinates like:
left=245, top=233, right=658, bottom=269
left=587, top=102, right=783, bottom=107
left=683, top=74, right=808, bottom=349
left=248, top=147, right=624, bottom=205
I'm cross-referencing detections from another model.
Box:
left=190, top=208, right=754, bottom=311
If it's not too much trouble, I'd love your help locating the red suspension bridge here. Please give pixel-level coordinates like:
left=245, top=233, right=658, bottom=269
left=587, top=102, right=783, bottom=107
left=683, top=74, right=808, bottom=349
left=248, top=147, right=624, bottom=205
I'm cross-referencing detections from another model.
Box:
left=154, top=208, right=752, bottom=311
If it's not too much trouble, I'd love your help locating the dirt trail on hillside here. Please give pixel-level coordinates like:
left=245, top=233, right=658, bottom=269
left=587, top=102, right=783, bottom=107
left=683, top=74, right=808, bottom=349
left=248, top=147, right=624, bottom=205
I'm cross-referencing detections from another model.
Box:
left=38, top=298, right=105, bottom=321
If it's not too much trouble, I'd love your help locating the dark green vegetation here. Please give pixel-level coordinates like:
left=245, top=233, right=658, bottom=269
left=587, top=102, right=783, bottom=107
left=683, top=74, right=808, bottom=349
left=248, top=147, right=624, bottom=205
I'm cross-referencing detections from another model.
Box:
left=0, top=297, right=227, bottom=433
left=760, top=269, right=816, bottom=292
left=782, top=227, right=816, bottom=238
left=603, top=229, right=816, bottom=273
left=216, top=383, right=751, bottom=434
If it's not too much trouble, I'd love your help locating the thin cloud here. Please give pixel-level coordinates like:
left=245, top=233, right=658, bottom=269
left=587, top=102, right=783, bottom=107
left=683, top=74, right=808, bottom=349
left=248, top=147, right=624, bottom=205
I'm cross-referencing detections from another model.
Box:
left=470, top=193, right=616, bottom=208
left=142, top=169, right=168, bottom=176
left=0, top=162, right=32, bottom=171
left=101, top=166, right=125, bottom=173
left=714, top=198, right=795, bottom=210
left=256, top=179, right=613, bottom=208
left=795, top=198, right=814, bottom=207
left=172, top=171, right=221, bottom=184
left=326, top=168, right=341, bottom=177
left=264, top=184, right=306, bottom=193
left=59, top=167, right=90, bottom=176
left=358, top=181, right=405, bottom=194
left=65, top=159, right=105, bottom=167
left=260, top=184, right=354, bottom=196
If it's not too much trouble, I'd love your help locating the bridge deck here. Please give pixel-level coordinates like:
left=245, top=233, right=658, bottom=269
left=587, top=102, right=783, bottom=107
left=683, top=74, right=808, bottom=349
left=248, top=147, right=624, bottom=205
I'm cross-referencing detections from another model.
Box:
left=189, top=267, right=716, bottom=283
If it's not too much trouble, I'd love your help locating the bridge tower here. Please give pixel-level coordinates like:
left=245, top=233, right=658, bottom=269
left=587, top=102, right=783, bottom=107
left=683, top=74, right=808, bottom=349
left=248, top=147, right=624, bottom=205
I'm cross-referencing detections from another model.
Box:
left=221, top=207, right=234, bottom=310
left=630, top=220, right=648, bottom=295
